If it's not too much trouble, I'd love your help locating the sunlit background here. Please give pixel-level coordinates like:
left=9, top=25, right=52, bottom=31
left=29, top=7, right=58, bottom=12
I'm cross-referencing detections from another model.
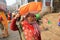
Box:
left=6, top=0, right=16, bottom=6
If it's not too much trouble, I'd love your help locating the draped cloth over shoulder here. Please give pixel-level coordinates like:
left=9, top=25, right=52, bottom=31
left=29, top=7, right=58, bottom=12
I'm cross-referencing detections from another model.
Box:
left=18, top=2, right=42, bottom=16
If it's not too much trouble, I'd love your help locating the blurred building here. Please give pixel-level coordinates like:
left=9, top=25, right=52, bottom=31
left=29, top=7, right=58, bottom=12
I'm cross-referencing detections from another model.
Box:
left=7, top=0, right=60, bottom=13
left=53, top=0, right=60, bottom=12
left=7, top=0, right=20, bottom=13
left=7, top=0, right=41, bottom=12
left=0, top=0, right=7, bottom=11
left=20, top=0, right=41, bottom=5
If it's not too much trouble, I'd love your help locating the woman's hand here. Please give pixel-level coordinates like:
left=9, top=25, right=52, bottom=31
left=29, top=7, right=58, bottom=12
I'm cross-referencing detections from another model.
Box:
left=14, top=14, right=20, bottom=19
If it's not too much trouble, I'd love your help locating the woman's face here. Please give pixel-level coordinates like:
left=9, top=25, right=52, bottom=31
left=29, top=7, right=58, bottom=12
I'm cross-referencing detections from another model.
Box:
left=27, top=16, right=34, bottom=22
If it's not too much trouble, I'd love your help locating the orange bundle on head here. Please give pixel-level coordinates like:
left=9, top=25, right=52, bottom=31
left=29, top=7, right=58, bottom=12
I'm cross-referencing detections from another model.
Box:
left=18, top=2, right=42, bottom=15
left=29, top=2, right=42, bottom=13
left=36, top=2, right=42, bottom=12
left=29, top=2, right=37, bottom=12
left=19, top=4, right=29, bottom=15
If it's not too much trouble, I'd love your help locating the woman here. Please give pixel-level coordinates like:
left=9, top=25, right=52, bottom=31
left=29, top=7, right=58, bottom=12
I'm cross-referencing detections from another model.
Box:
left=21, top=13, right=41, bottom=40
left=10, top=13, right=41, bottom=40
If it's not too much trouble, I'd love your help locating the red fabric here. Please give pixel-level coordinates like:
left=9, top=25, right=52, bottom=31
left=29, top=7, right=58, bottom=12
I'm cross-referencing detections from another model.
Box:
left=22, top=20, right=34, bottom=31
left=0, top=16, right=3, bottom=21
left=22, top=20, right=41, bottom=40
left=10, top=18, right=18, bottom=31
left=8, top=12, right=11, bottom=20
left=59, top=18, right=60, bottom=22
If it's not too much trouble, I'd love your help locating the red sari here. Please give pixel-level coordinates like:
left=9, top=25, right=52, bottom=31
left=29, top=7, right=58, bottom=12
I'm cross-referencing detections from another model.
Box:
left=10, top=18, right=41, bottom=40
left=21, top=20, right=41, bottom=40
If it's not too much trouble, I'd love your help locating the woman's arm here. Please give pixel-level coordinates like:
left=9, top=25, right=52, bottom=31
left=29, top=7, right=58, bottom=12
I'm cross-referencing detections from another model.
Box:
left=10, top=18, right=19, bottom=31
left=10, top=14, right=20, bottom=31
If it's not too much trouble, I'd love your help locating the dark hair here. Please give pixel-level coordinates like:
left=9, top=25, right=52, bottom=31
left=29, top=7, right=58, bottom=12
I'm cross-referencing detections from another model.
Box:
left=21, top=13, right=36, bottom=21
left=24, top=13, right=37, bottom=21
left=25, top=13, right=35, bottom=18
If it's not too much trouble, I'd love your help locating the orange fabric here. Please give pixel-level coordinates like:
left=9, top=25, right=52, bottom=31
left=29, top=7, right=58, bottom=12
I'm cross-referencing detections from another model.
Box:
left=19, top=5, right=29, bottom=15
left=36, top=2, right=42, bottom=11
left=19, top=2, right=42, bottom=15
left=0, top=11, right=8, bottom=30
left=29, top=2, right=37, bottom=12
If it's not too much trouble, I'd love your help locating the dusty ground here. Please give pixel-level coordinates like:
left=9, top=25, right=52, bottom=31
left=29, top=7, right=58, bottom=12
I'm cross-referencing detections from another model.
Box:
left=0, top=23, right=20, bottom=40
left=41, top=13, right=60, bottom=40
